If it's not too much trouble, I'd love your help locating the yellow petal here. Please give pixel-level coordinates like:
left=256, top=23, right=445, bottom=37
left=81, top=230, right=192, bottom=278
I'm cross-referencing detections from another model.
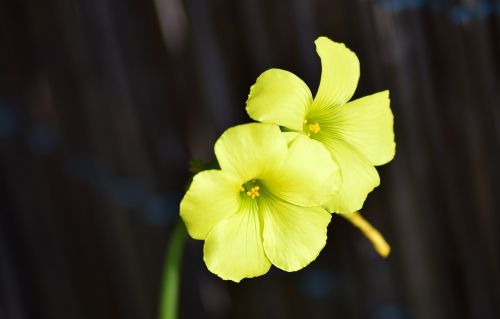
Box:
left=203, top=201, right=271, bottom=282
left=321, top=140, right=380, bottom=214
left=311, top=37, right=360, bottom=113
left=246, top=69, right=312, bottom=131
left=281, top=131, right=301, bottom=145
left=180, top=170, right=241, bottom=239
left=263, top=134, right=341, bottom=207
left=260, top=196, right=332, bottom=272
left=316, top=90, right=395, bottom=166
left=214, top=123, right=288, bottom=182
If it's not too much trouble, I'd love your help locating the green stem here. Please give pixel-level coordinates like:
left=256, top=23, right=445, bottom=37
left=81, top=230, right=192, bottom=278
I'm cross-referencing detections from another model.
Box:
left=159, top=220, right=187, bottom=319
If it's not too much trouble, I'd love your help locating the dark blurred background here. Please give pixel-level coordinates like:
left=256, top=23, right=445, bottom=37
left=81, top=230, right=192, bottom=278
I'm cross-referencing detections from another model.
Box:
left=0, top=0, right=499, bottom=318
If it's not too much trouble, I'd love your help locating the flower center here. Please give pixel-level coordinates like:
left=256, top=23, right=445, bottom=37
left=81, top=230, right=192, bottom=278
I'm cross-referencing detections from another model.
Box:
left=240, top=179, right=260, bottom=199
left=303, top=119, right=321, bottom=136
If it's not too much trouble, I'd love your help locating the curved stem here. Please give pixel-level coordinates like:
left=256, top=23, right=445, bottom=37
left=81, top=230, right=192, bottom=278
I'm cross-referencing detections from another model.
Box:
left=343, top=211, right=391, bottom=257
left=159, top=220, right=187, bottom=319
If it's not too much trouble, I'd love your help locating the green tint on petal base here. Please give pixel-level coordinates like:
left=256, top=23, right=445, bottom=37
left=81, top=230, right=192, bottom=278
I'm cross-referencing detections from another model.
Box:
left=324, top=90, right=395, bottom=166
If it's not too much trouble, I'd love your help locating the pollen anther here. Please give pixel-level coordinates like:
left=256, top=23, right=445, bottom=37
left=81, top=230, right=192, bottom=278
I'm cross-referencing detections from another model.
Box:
left=241, top=180, right=261, bottom=199
left=244, top=185, right=260, bottom=199
left=308, top=123, right=321, bottom=134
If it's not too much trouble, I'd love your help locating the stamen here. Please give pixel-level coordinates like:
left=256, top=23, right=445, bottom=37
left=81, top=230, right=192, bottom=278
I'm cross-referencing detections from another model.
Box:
left=308, top=123, right=321, bottom=134
left=241, top=180, right=260, bottom=199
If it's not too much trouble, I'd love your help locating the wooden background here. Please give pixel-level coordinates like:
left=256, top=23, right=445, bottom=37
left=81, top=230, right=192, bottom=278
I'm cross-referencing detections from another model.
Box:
left=0, top=0, right=499, bottom=318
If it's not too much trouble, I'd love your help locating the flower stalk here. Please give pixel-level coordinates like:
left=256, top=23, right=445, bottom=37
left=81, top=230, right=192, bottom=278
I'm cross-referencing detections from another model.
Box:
left=159, top=220, right=187, bottom=319
left=343, top=211, right=391, bottom=257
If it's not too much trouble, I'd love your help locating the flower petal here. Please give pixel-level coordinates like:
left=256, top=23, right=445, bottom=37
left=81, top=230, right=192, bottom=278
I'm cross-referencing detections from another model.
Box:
left=321, top=139, right=380, bottom=214
left=263, top=134, right=341, bottom=207
left=214, top=123, right=288, bottom=182
left=180, top=170, right=241, bottom=239
left=311, top=37, right=360, bottom=113
left=260, top=196, right=332, bottom=272
left=203, top=201, right=271, bottom=282
left=318, top=90, right=395, bottom=166
left=246, top=69, right=312, bottom=131
left=281, top=131, right=301, bottom=144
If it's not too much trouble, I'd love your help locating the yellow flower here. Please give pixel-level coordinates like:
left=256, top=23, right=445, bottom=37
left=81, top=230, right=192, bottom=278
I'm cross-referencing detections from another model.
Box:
left=246, top=36, right=395, bottom=215
left=180, top=123, right=341, bottom=282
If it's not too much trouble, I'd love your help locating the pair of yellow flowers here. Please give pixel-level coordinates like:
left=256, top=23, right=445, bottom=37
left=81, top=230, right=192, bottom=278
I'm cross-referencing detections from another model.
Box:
left=180, top=37, right=395, bottom=282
